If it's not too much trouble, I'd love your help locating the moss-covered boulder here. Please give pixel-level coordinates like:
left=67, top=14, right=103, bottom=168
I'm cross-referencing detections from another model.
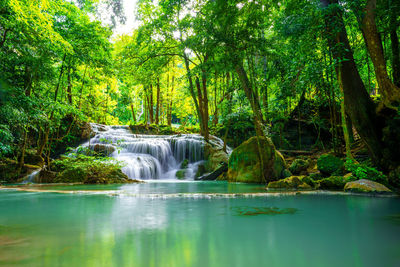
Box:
left=289, top=158, right=310, bottom=175
left=92, top=144, right=116, bottom=157
left=176, top=169, right=186, bottom=180
left=344, top=179, right=392, bottom=194
left=317, top=175, right=357, bottom=190
left=267, top=175, right=316, bottom=190
left=180, top=159, right=189, bottom=169
left=49, top=155, right=137, bottom=184
left=227, top=136, right=286, bottom=183
left=195, top=164, right=206, bottom=178
left=317, top=154, right=344, bottom=176
left=204, top=144, right=229, bottom=172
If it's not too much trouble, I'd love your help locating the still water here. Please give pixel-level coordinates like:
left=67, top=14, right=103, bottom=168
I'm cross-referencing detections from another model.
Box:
left=1, top=181, right=399, bottom=267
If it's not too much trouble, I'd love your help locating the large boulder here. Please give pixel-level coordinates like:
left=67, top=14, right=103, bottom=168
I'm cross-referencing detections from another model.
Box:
left=227, top=136, right=287, bottom=183
left=92, top=144, right=116, bottom=157
left=204, top=144, right=229, bottom=172
left=344, top=179, right=392, bottom=194
left=317, top=154, right=344, bottom=176
left=267, top=176, right=316, bottom=190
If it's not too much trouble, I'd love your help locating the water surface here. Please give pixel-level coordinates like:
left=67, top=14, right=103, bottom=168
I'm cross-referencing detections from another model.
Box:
left=1, top=182, right=399, bottom=267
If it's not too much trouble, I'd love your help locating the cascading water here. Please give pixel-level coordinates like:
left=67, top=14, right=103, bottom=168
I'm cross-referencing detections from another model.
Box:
left=84, top=124, right=216, bottom=180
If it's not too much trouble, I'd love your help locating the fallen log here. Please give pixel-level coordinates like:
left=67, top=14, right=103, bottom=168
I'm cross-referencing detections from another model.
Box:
left=196, top=162, right=228, bottom=181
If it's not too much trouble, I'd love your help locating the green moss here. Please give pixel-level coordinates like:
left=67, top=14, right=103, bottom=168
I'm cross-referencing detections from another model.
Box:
left=317, top=175, right=356, bottom=190
left=176, top=169, right=186, bottom=180
left=227, top=136, right=286, bottom=183
left=50, top=154, right=132, bottom=184
left=180, top=159, right=189, bottom=169
left=317, top=154, right=344, bottom=175
left=267, top=176, right=315, bottom=190
left=289, top=158, right=309, bottom=175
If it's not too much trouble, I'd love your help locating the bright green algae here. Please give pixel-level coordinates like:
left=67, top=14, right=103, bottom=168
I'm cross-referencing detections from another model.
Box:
left=1, top=181, right=400, bottom=267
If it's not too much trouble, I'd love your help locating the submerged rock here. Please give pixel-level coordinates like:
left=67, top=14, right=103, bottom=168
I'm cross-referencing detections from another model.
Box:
left=344, top=179, right=392, bottom=194
left=317, top=154, right=344, bottom=176
left=227, top=136, right=286, bottom=183
left=267, top=176, right=316, bottom=190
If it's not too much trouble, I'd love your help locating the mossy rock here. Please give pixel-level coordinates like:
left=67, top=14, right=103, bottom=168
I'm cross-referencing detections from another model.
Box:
left=289, top=158, right=309, bottom=175
left=344, top=179, right=392, bottom=194
left=195, top=164, right=206, bottom=178
left=309, top=172, right=323, bottom=181
left=180, top=159, right=189, bottom=169
left=227, top=136, right=286, bottom=183
left=317, top=175, right=357, bottom=190
left=176, top=169, right=187, bottom=180
left=267, top=176, right=315, bottom=190
left=317, top=154, right=344, bottom=176
left=204, top=144, right=229, bottom=172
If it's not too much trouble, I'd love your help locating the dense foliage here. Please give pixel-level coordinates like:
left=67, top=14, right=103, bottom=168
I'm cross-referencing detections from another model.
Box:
left=1, top=0, right=400, bottom=183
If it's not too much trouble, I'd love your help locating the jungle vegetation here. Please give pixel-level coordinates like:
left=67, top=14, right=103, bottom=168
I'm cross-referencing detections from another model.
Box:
left=1, top=0, right=400, bottom=182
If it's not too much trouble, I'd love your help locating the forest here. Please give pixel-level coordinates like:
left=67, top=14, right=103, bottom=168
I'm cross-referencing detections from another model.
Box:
left=2, top=0, right=400, bottom=266
left=1, top=0, right=400, bottom=189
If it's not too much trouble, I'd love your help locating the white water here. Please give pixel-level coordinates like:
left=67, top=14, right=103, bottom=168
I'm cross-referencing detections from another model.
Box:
left=22, top=169, right=41, bottom=184
left=83, top=124, right=222, bottom=180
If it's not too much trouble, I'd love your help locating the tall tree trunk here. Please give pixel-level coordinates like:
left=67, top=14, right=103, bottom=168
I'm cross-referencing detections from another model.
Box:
left=17, top=128, right=28, bottom=173
left=155, top=77, right=160, bottom=124
left=390, top=9, right=400, bottom=87
left=195, top=76, right=205, bottom=136
left=361, top=0, right=400, bottom=107
left=235, top=62, right=265, bottom=138
left=182, top=52, right=204, bottom=133
left=24, top=65, right=32, bottom=97
left=67, top=66, right=73, bottom=104
left=168, top=75, right=175, bottom=126
left=149, top=84, right=154, bottom=123
left=130, top=101, right=136, bottom=123
left=321, top=0, right=383, bottom=164
left=78, top=66, right=88, bottom=110
left=201, top=70, right=209, bottom=141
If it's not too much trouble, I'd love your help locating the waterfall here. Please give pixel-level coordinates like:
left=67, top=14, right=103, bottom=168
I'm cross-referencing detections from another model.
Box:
left=83, top=124, right=212, bottom=180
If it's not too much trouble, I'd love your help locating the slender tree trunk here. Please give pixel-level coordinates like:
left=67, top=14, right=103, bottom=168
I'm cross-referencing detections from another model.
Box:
left=149, top=84, right=154, bottom=123
left=155, top=77, right=160, bottom=124
left=24, top=65, right=32, bottom=97
left=78, top=66, right=88, bottom=110
left=321, top=0, right=383, bottom=164
left=130, top=101, right=136, bottom=123
left=67, top=66, right=73, bottom=104
left=390, top=9, right=400, bottom=87
left=17, top=128, right=28, bottom=173
left=201, top=70, right=209, bottom=141
left=168, top=75, right=175, bottom=126
left=195, top=76, right=205, bottom=136
left=338, top=65, right=353, bottom=159
left=182, top=52, right=204, bottom=133
left=235, top=62, right=265, bottom=137
left=361, top=0, right=400, bottom=107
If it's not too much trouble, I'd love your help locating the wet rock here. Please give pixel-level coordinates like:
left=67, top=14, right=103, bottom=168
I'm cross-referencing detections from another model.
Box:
left=267, top=176, right=316, bottom=190
left=180, top=159, right=189, bottom=169
left=176, top=169, right=186, bottom=180
left=227, top=136, right=287, bottom=183
left=92, top=144, right=116, bottom=157
left=195, top=164, right=206, bottom=178
left=317, top=176, right=356, bottom=190
left=38, top=170, right=57, bottom=183
left=317, top=154, right=344, bottom=176
left=344, top=179, right=392, bottom=194
left=204, top=144, right=229, bottom=172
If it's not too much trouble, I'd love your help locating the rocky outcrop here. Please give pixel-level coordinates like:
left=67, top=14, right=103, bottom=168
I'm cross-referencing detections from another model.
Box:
left=267, top=175, right=317, bottom=190
left=227, top=136, right=287, bottom=183
left=344, top=179, right=392, bottom=194
left=92, top=144, right=116, bottom=157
